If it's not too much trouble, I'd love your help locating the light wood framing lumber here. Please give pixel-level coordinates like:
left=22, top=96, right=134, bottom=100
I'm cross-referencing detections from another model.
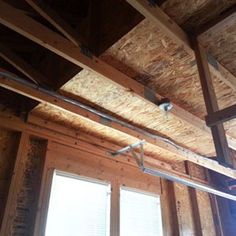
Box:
left=1, top=2, right=236, bottom=174
left=193, top=40, right=232, bottom=166
left=24, top=0, right=83, bottom=46
left=126, top=0, right=236, bottom=93
left=1, top=0, right=236, bottom=152
left=206, top=104, right=236, bottom=127
left=1, top=72, right=236, bottom=179
left=0, top=111, right=213, bottom=186
left=1, top=0, right=235, bottom=149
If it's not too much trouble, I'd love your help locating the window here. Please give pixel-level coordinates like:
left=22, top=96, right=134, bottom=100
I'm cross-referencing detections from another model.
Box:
left=45, top=171, right=111, bottom=236
left=120, top=187, right=163, bottom=236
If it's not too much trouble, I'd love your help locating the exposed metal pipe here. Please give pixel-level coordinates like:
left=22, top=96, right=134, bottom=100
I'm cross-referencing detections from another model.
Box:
left=142, top=167, right=236, bottom=201
left=1, top=71, right=236, bottom=201
left=0, top=70, right=209, bottom=158
left=113, top=142, right=236, bottom=201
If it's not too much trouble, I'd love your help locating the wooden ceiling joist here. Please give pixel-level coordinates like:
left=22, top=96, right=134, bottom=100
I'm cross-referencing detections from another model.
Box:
left=24, top=0, right=83, bottom=46
left=125, top=0, right=236, bottom=166
left=1, top=1, right=236, bottom=153
left=0, top=2, right=208, bottom=132
left=1, top=70, right=236, bottom=179
left=0, top=111, right=228, bottom=197
left=0, top=44, right=49, bottom=85
left=126, top=0, right=236, bottom=93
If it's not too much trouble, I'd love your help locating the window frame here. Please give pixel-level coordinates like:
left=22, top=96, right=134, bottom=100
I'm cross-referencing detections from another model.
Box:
left=34, top=141, right=163, bottom=236
left=44, top=170, right=111, bottom=236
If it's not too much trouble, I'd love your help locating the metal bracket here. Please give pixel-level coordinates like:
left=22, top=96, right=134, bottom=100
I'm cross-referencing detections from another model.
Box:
left=110, top=140, right=146, bottom=162
left=80, top=45, right=93, bottom=59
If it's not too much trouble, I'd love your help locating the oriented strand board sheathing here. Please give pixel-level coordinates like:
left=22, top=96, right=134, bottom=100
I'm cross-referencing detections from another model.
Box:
left=60, top=69, right=214, bottom=156
left=161, top=0, right=236, bottom=31
left=101, top=19, right=236, bottom=118
left=32, top=18, right=236, bottom=160
left=199, top=22, right=236, bottom=78
left=33, top=103, right=183, bottom=162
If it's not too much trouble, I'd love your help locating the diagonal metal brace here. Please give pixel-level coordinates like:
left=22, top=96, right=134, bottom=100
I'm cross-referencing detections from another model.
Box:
left=110, top=140, right=146, bottom=159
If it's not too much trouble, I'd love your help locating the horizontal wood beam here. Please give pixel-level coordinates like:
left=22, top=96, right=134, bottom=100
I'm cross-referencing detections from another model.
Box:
left=1, top=71, right=236, bottom=179
left=0, top=111, right=209, bottom=185
left=1, top=0, right=236, bottom=152
left=24, top=0, right=83, bottom=46
left=0, top=43, right=50, bottom=85
left=126, top=0, right=236, bottom=93
left=0, top=2, right=213, bottom=137
left=1, top=2, right=236, bottom=169
left=206, top=104, right=236, bottom=127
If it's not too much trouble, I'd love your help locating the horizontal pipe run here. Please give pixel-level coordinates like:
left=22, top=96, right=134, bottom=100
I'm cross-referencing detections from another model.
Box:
left=0, top=70, right=209, bottom=157
left=1, top=70, right=236, bottom=180
left=142, top=166, right=236, bottom=201
left=1, top=71, right=236, bottom=200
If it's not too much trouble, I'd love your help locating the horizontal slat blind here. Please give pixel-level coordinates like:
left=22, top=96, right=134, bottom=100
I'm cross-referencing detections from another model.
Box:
left=120, top=187, right=163, bottom=236
left=45, top=171, right=111, bottom=236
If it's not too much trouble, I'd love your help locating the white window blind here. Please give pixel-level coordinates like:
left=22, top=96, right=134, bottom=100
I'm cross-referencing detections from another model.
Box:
left=45, top=171, right=111, bottom=236
left=120, top=187, right=163, bottom=236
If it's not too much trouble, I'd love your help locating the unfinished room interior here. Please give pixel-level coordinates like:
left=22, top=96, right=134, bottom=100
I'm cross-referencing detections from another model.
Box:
left=0, top=0, right=236, bottom=235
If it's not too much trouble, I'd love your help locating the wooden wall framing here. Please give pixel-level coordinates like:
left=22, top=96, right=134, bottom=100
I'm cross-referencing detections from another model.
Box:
left=0, top=118, right=219, bottom=236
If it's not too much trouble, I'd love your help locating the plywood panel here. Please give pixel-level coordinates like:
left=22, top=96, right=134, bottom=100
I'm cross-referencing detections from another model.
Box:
left=199, top=21, right=236, bottom=81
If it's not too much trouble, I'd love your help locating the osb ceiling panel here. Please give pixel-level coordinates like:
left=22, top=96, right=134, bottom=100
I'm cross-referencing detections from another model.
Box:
left=101, top=19, right=236, bottom=118
left=32, top=18, right=236, bottom=161
left=161, top=0, right=236, bottom=31
left=33, top=103, right=183, bottom=163
left=199, top=20, right=236, bottom=78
